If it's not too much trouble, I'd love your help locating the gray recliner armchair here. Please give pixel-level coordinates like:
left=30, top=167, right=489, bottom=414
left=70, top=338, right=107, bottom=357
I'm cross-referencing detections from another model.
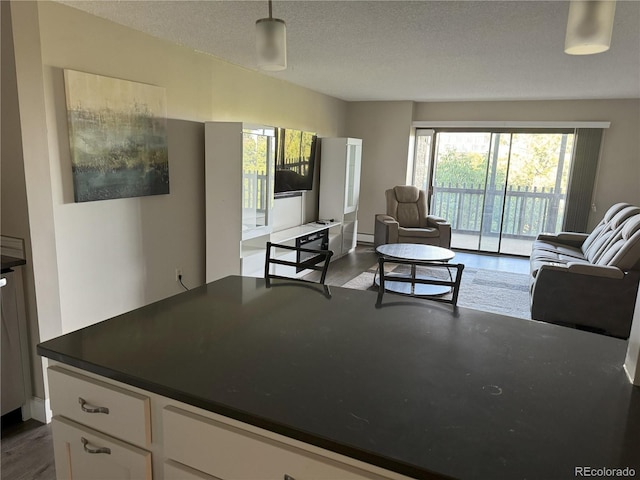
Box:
left=374, top=185, right=451, bottom=248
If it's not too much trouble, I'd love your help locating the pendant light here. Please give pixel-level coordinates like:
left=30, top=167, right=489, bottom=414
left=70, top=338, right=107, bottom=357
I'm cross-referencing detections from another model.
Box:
left=565, top=0, right=617, bottom=55
left=256, top=0, right=287, bottom=71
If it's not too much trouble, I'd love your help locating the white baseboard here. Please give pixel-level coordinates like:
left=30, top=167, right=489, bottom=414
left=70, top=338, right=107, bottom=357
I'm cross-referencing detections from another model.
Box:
left=29, top=396, right=52, bottom=424
left=357, top=233, right=374, bottom=244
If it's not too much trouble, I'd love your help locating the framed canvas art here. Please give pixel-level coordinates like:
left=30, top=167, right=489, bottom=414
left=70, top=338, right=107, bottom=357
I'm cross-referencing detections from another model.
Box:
left=64, top=69, right=169, bottom=202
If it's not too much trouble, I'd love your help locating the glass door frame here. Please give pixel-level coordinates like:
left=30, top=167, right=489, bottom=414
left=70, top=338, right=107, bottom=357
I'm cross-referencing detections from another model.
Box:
left=413, top=126, right=576, bottom=255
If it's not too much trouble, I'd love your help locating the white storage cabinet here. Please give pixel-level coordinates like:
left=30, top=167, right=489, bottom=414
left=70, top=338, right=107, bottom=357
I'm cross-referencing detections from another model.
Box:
left=319, top=138, right=362, bottom=258
left=48, top=366, right=152, bottom=480
left=46, top=365, right=414, bottom=480
left=205, top=123, right=275, bottom=282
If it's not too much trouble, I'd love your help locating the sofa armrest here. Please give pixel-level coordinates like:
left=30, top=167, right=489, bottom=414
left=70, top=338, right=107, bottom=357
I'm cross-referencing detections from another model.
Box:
left=536, top=232, right=588, bottom=248
left=374, top=214, right=399, bottom=247
left=426, top=215, right=451, bottom=249
left=426, top=215, right=450, bottom=227
left=540, top=262, right=625, bottom=280
left=376, top=214, right=396, bottom=224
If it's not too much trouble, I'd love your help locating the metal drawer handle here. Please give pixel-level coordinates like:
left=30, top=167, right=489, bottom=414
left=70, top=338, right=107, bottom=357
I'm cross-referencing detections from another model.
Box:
left=284, top=476, right=296, bottom=480
left=78, top=397, right=109, bottom=414
left=81, top=437, right=111, bottom=455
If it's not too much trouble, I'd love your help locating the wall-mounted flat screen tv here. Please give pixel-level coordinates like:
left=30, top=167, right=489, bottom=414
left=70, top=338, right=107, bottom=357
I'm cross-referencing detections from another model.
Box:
left=274, top=128, right=317, bottom=196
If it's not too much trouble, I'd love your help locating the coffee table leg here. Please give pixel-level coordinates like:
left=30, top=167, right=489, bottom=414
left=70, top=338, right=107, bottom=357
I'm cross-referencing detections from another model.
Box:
left=411, top=264, right=417, bottom=294
left=376, top=256, right=385, bottom=307
left=372, top=262, right=380, bottom=287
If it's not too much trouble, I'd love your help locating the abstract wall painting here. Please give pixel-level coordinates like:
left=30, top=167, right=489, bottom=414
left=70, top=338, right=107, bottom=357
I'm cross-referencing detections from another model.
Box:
left=64, top=69, right=169, bottom=202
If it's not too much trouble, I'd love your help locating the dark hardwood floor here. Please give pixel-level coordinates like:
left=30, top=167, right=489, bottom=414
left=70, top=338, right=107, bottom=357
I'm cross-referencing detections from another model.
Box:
left=320, top=244, right=379, bottom=285
left=0, top=245, right=527, bottom=479
left=305, top=244, right=529, bottom=284
left=1, top=413, right=55, bottom=480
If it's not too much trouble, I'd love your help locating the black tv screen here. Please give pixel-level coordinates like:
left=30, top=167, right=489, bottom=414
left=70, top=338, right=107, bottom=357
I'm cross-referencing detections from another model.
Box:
left=274, top=129, right=317, bottom=196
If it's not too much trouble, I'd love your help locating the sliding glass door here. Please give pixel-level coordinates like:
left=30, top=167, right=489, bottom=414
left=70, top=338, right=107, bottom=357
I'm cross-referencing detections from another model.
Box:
left=414, top=129, right=574, bottom=255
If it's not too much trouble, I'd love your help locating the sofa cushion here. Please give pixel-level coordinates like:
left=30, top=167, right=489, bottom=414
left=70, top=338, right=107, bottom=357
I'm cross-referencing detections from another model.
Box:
left=595, top=215, right=640, bottom=270
left=531, top=240, right=584, bottom=258
left=386, top=186, right=429, bottom=228
left=533, top=204, right=633, bottom=258
left=398, top=226, right=439, bottom=238
left=530, top=249, right=586, bottom=263
left=397, top=203, right=421, bottom=228
left=393, top=185, right=420, bottom=203
left=584, top=206, right=640, bottom=262
left=581, top=202, right=631, bottom=252
left=530, top=256, right=591, bottom=278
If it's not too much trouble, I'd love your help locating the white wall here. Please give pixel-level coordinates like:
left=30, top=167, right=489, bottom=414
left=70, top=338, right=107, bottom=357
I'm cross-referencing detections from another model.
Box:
left=5, top=1, right=65, bottom=401
left=347, top=99, right=640, bottom=235
left=345, top=101, right=415, bottom=237
left=11, top=1, right=346, bottom=346
left=1, top=0, right=49, bottom=400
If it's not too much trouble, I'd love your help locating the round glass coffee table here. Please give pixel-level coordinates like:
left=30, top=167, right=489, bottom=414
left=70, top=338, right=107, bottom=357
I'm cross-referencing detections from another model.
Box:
left=375, top=243, right=456, bottom=296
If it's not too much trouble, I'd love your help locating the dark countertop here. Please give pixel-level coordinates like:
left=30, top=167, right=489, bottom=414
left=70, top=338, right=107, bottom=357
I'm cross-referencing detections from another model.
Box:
left=1, top=254, right=26, bottom=273
left=37, top=276, right=640, bottom=480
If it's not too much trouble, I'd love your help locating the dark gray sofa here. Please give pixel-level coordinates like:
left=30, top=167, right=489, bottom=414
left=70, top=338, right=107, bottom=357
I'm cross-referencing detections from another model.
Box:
left=529, top=203, right=640, bottom=338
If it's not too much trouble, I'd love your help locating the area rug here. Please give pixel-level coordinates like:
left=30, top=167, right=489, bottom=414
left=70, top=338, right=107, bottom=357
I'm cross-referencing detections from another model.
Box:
left=341, top=264, right=532, bottom=319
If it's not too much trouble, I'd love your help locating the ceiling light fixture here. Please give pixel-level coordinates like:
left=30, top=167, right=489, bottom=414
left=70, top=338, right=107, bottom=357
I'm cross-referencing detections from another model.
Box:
left=565, top=0, right=617, bottom=55
left=256, top=0, right=287, bottom=71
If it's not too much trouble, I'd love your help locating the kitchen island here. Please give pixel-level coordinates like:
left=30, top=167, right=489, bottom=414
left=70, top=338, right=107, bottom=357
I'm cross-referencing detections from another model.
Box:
left=38, top=276, right=640, bottom=479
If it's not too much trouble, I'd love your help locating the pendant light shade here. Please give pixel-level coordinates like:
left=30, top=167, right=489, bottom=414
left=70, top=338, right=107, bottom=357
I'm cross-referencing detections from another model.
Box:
left=256, top=1, right=287, bottom=71
left=565, top=0, right=617, bottom=55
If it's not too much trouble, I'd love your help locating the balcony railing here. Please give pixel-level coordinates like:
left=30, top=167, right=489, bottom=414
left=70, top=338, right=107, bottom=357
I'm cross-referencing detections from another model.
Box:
left=431, top=184, right=566, bottom=239
left=244, top=178, right=564, bottom=242
left=243, top=171, right=268, bottom=211
left=243, top=158, right=310, bottom=210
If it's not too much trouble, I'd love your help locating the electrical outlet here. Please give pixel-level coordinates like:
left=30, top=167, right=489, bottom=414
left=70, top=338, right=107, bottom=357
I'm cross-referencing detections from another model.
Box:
left=175, top=267, right=183, bottom=282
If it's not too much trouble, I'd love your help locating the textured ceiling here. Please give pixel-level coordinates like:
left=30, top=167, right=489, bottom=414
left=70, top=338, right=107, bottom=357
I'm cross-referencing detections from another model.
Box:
left=56, top=0, right=640, bottom=102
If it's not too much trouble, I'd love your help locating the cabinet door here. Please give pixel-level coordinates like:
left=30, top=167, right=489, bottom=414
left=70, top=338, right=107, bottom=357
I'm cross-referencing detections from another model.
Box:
left=165, top=460, right=221, bottom=480
left=1, top=272, right=26, bottom=416
left=242, top=127, right=275, bottom=240
left=164, top=406, right=387, bottom=480
left=343, top=142, right=361, bottom=214
left=52, top=416, right=152, bottom=480
left=48, top=366, right=151, bottom=448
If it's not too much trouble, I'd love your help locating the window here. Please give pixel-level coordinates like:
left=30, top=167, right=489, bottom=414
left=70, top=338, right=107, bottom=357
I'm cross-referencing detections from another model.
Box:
left=411, top=128, right=578, bottom=255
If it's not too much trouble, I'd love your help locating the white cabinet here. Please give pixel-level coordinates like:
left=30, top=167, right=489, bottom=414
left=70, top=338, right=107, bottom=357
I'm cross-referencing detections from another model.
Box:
left=1, top=270, right=27, bottom=416
left=48, top=367, right=152, bottom=480
left=319, top=138, right=362, bottom=257
left=48, top=366, right=151, bottom=448
left=47, top=366, right=412, bottom=480
left=205, top=123, right=275, bottom=282
left=52, top=416, right=152, bottom=480
left=165, top=460, right=221, bottom=480
left=163, top=406, right=387, bottom=480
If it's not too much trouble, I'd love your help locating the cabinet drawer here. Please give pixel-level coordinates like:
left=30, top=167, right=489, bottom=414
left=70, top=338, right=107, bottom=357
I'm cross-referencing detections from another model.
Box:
left=163, top=406, right=386, bottom=480
left=48, top=366, right=151, bottom=447
left=52, top=416, right=152, bottom=480
left=165, top=460, right=221, bottom=480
